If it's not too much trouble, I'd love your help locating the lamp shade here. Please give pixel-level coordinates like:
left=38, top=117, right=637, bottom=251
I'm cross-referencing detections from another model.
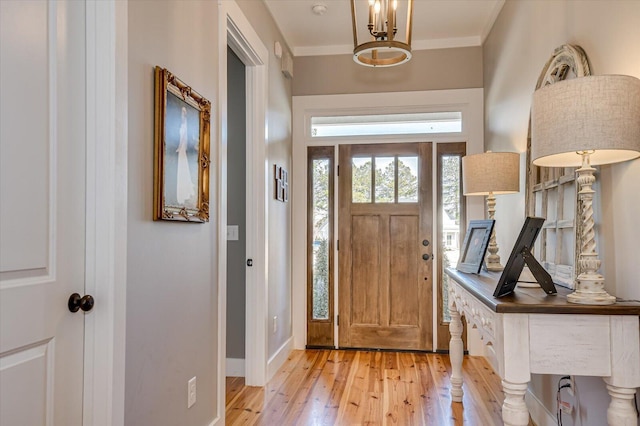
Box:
left=531, top=75, right=640, bottom=167
left=462, top=152, right=520, bottom=195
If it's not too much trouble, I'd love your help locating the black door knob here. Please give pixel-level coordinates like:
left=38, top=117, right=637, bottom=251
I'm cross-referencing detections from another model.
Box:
left=422, top=254, right=432, bottom=261
left=68, top=293, right=95, bottom=313
left=422, top=239, right=430, bottom=247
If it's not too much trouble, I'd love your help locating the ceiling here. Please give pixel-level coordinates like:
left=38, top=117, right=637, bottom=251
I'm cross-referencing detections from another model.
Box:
left=264, top=0, right=505, bottom=57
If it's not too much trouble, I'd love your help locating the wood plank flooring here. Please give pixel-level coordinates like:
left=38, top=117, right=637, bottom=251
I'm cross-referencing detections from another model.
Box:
left=226, top=349, right=525, bottom=425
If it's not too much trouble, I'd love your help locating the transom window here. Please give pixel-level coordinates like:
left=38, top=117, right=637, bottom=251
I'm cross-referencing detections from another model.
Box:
left=311, top=112, right=462, bottom=138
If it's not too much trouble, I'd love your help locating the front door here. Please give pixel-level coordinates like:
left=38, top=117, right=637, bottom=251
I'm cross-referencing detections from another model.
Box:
left=1, top=1, right=87, bottom=424
left=338, top=143, right=433, bottom=350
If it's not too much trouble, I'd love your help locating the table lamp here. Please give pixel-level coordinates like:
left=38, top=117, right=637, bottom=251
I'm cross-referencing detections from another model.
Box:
left=462, top=151, right=520, bottom=272
left=531, top=75, right=640, bottom=305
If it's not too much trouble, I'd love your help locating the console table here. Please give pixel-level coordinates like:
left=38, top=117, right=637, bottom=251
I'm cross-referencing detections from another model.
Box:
left=446, top=267, right=640, bottom=426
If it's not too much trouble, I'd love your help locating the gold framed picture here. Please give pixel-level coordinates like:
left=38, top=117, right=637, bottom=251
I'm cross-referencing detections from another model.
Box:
left=154, top=66, right=211, bottom=222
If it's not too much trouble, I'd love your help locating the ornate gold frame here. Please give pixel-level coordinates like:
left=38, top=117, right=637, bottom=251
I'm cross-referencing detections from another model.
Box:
left=154, top=66, right=211, bottom=222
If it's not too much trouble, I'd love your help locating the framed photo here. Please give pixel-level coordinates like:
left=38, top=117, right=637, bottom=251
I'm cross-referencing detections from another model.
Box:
left=456, top=219, right=495, bottom=274
left=154, top=67, right=211, bottom=222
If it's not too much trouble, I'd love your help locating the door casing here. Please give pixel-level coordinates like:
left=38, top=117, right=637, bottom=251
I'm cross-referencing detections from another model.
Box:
left=217, top=6, right=270, bottom=426
left=291, top=89, right=486, bottom=353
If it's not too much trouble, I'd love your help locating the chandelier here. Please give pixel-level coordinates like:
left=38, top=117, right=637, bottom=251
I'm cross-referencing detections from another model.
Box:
left=350, top=0, right=413, bottom=67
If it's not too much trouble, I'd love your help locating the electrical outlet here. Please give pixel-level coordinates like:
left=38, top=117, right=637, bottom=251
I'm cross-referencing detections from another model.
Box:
left=273, top=316, right=277, bottom=333
left=188, top=376, right=197, bottom=408
left=568, top=375, right=575, bottom=396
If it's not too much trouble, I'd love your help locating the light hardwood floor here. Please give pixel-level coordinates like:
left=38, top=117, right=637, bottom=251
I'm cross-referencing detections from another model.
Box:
left=226, top=349, right=526, bottom=425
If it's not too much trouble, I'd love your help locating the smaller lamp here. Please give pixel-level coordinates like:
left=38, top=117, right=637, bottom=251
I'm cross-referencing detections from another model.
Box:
left=462, top=151, right=520, bottom=272
left=531, top=75, right=640, bottom=305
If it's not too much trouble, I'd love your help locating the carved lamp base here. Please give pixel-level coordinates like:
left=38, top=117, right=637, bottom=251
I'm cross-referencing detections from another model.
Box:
left=484, top=192, right=504, bottom=272
left=516, top=266, right=540, bottom=288
left=567, top=272, right=616, bottom=305
left=567, top=156, right=616, bottom=305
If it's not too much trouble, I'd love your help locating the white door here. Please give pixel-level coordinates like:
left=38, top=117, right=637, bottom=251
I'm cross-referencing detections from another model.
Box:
left=1, top=1, right=88, bottom=424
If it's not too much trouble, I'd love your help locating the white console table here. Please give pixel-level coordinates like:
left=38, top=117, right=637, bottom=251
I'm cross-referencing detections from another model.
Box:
left=446, top=268, right=640, bottom=426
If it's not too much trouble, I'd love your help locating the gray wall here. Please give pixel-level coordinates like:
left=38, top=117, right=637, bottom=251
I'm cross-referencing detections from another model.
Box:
left=483, top=1, right=640, bottom=424
left=293, top=47, right=483, bottom=95
left=226, top=47, right=246, bottom=360
left=125, top=1, right=218, bottom=425
left=124, top=0, right=291, bottom=423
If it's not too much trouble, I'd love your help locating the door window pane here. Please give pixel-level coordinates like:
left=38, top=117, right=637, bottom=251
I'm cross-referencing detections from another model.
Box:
left=374, top=156, right=395, bottom=203
left=398, top=156, right=418, bottom=203
left=311, top=158, right=330, bottom=320
left=352, top=157, right=372, bottom=203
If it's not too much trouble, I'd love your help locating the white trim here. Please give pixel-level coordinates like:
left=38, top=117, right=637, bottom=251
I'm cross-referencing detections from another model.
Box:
left=267, top=337, right=294, bottom=382
left=82, top=1, right=127, bottom=425
left=217, top=2, right=270, bottom=424
left=526, top=387, right=556, bottom=426
left=291, top=89, right=486, bottom=351
left=293, top=36, right=482, bottom=57
left=226, top=358, right=246, bottom=377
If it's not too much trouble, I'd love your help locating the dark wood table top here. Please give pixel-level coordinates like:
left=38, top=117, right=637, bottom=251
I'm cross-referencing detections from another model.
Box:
left=445, top=267, right=640, bottom=315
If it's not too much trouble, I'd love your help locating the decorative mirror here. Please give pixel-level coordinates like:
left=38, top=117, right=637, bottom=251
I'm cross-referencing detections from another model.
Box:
left=525, top=44, right=592, bottom=288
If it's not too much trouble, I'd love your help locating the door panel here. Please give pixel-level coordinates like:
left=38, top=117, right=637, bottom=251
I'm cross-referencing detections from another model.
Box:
left=351, top=215, right=381, bottom=325
left=435, top=143, right=468, bottom=351
left=307, top=147, right=335, bottom=347
left=339, top=143, right=433, bottom=351
left=389, top=216, right=419, bottom=326
left=0, top=1, right=85, bottom=424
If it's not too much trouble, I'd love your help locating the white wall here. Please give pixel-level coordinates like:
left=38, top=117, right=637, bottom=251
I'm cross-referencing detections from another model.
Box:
left=484, top=1, right=640, bottom=424
left=126, top=1, right=295, bottom=423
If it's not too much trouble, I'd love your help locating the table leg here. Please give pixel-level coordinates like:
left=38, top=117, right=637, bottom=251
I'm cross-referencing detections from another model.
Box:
left=606, top=384, right=638, bottom=426
left=449, top=306, right=463, bottom=402
left=502, top=380, right=529, bottom=426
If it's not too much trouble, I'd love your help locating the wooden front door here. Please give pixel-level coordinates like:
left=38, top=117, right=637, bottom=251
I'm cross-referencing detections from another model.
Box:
left=338, top=143, right=433, bottom=350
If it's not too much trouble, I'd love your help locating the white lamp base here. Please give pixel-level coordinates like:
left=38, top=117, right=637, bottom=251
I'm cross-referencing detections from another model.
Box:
left=516, top=266, right=540, bottom=288
left=485, top=192, right=503, bottom=272
left=566, top=153, right=616, bottom=305
left=567, top=272, right=616, bottom=305
left=485, top=261, right=504, bottom=272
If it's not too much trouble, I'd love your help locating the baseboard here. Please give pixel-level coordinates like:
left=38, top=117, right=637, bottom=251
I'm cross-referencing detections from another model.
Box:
left=267, top=336, right=293, bottom=382
left=226, top=358, right=245, bottom=377
left=209, top=416, right=221, bottom=426
left=526, top=388, right=556, bottom=426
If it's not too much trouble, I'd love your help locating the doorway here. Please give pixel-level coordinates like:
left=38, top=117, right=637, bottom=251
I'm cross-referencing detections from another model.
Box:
left=338, top=143, right=433, bottom=350
left=218, top=3, right=270, bottom=408
left=226, top=47, right=247, bottom=377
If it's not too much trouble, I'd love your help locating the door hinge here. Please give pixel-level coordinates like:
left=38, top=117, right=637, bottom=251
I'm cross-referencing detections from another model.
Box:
left=337, top=240, right=339, bottom=251
left=337, top=314, right=339, bottom=326
left=337, top=165, right=339, bottom=176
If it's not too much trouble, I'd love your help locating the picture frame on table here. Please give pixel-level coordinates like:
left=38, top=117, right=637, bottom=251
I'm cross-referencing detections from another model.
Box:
left=456, top=219, right=495, bottom=274
left=153, top=66, right=211, bottom=222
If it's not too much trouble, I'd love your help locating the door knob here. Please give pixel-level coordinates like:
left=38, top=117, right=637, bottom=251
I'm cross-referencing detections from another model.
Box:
left=422, top=239, right=430, bottom=246
left=422, top=254, right=433, bottom=261
left=68, top=293, right=95, bottom=313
